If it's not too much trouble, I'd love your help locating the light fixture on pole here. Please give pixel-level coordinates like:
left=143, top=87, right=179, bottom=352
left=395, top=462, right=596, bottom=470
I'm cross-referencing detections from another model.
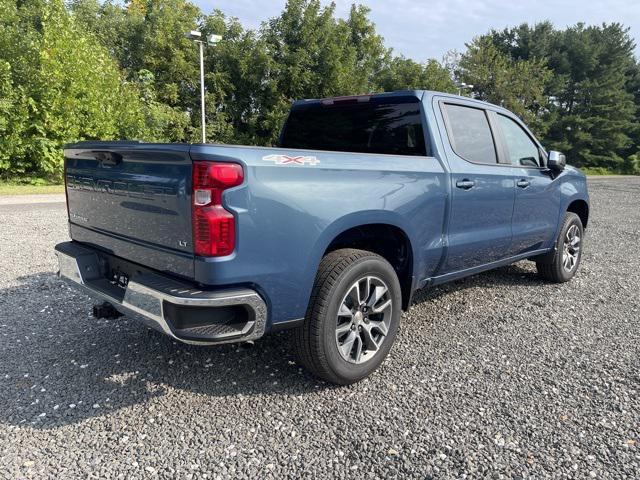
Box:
left=456, top=82, right=474, bottom=96
left=185, top=30, right=222, bottom=143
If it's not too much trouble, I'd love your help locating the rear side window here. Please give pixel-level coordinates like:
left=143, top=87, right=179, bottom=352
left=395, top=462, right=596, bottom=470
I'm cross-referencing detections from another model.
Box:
left=280, top=100, right=427, bottom=156
left=443, top=104, right=497, bottom=164
left=496, top=114, right=541, bottom=167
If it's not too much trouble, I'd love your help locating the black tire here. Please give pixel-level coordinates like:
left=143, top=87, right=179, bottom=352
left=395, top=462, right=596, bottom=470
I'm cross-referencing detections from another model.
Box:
left=293, top=249, right=402, bottom=385
left=536, top=212, right=584, bottom=283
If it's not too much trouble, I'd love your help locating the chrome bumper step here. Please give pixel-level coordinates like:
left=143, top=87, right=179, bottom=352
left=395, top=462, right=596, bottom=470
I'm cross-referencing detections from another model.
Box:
left=55, top=241, right=267, bottom=345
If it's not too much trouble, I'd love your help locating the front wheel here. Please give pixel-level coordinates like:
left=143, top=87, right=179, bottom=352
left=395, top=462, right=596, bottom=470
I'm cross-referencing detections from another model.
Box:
left=293, top=249, right=402, bottom=385
left=536, top=212, right=584, bottom=282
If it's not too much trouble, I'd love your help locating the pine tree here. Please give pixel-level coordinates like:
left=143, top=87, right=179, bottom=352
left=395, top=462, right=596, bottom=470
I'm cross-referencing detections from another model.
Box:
left=487, top=22, right=639, bottom=171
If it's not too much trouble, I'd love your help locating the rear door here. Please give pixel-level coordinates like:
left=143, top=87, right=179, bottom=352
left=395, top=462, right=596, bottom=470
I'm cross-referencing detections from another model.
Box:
left=437, top=101, right=516, bottom=273
left=64, top=142, right=195, bottom=278
left=493, top=114, right=559, bottom=255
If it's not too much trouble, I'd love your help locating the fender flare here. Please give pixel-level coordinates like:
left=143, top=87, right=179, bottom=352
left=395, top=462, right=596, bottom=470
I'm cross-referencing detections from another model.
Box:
left=297, top=210, right=417, bottom=309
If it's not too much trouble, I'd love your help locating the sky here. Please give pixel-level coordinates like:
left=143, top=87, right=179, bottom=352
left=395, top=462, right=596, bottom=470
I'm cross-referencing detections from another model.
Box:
left=195, top=0, right=640, bottom=62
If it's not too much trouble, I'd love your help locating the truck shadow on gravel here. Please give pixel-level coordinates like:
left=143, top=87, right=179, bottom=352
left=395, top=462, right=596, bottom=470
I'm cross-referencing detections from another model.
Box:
left=0, top=263, right=542, bottom=429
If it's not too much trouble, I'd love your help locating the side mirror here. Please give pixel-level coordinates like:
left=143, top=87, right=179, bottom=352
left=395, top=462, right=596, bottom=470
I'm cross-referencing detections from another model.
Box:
left=547, top=150, right=566, bottom=171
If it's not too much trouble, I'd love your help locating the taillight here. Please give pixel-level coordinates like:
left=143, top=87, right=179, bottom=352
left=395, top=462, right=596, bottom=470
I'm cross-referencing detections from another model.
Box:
left=192, top=161, right=244, bottom=257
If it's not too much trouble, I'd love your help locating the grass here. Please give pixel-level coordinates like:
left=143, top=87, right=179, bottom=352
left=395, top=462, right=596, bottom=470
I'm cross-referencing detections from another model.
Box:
left=581, top=167, right=618, bottom=176
left=0, top=183, right=64, bottom=195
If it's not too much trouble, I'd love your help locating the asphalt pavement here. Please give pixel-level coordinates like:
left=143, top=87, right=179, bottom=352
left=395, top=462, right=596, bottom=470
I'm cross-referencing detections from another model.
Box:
left=0, top=177, right=638, bottom=478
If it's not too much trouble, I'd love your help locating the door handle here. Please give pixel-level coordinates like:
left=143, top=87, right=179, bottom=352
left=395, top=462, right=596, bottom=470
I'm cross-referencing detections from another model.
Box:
left=516, top=179, right=530, bottom=188
left=455, top=179, right=475, bottom=190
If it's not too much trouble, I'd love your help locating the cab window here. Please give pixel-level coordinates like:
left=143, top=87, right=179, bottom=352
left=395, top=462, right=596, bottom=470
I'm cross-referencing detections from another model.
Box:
left=281, top=99, right=427, bottom=156
left=443, top=104, right=498, bottom=164
left=496, top=114, right=541, bottom=167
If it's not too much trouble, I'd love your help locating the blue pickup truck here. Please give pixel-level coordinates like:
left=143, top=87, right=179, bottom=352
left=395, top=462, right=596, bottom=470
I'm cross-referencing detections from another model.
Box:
left=56, top=90, right=589, bottom=384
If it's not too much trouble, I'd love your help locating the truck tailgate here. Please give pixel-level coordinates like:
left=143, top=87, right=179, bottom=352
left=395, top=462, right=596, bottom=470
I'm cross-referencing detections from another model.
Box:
left=64, top=143, right=194, bottom=278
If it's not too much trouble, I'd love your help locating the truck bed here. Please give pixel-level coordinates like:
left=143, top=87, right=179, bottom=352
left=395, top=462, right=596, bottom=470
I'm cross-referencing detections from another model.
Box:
left=64, top=139, right=448, bottom=325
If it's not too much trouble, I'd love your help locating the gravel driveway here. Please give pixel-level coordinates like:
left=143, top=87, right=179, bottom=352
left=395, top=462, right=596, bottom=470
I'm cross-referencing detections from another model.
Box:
left=1, top=177, right=638, bottom=479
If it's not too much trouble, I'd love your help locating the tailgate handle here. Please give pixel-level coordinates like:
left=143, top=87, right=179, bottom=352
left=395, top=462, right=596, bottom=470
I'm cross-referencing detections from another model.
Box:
left=93, top=151, right=122, bottom=167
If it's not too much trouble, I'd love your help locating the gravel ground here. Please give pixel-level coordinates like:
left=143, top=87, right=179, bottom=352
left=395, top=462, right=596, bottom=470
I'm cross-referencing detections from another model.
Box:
left=0, top=177, right=638, bottom=479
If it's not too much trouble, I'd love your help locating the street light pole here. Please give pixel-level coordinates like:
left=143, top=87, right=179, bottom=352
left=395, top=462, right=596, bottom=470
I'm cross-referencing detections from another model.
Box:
left=185, top=30, right=222, bottom=144
left=199, top=39, right=205, bottom=144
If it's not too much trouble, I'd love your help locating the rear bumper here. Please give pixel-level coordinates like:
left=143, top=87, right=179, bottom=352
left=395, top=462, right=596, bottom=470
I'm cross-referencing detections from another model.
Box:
left=55, top=241, right=267, bottom=345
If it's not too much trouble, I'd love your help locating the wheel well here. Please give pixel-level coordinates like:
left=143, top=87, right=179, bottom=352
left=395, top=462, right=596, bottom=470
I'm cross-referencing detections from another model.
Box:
left=567, top=200, right=589, bottom=229
left=324, top=224, right=413, bottom=310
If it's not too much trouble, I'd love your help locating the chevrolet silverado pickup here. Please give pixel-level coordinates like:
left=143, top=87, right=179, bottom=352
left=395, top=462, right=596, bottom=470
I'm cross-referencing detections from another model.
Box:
left=56, top=90, right=590, bottom=384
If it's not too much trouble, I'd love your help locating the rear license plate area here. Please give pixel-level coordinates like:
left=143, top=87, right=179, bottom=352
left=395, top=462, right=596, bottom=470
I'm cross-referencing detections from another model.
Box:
left=94, top=252, right=134, bottom=291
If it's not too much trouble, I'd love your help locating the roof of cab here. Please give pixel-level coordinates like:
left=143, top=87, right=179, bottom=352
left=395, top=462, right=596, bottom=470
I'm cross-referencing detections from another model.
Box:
left=293, top=90, right=510, bottom=115
left=420, top=90, right=510, bottom=113
left=292, top=90, right=423, bottom=107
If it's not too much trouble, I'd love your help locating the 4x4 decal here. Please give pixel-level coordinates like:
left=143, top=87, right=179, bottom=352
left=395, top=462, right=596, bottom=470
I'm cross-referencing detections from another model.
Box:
left=262, top=154, right=320, bottom=165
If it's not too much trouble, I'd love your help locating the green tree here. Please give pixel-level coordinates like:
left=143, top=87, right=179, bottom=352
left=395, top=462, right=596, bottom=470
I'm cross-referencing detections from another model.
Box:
left=546, top=24, right=637, bottom=170
left=200, top=11, right=275, bottom=145
left=69, top=0, right=201, bottom=142
left=0, top=61, right=30, bottom=174
left=379, top=56, right=456, bottom=93
left=0, top=0, right=35, bottom=174
left=458, top=36, right=551, bottom=135
left=65, top=0, right=464, bottom=148
left=6, top=0, right=636, bottom=178
left=486, top=22, right=639, bottom=171
left=253, top=0, right=456, bottom=143
left=133, top=69, right=191, bottom=141
left=341, top=4, right=389, bottom=93
left=257, top=0, right=357, bottom=141
left=69, top=0, right=146, bottom=73
left=0, top=0, right=155, bottom=178
left=625, top=60, right=640, bottom=173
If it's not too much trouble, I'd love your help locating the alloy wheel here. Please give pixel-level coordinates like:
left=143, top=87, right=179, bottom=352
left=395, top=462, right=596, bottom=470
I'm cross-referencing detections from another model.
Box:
left=335, top=276, right=393, bottom=364
left=562, top=224, right=581, bottom=272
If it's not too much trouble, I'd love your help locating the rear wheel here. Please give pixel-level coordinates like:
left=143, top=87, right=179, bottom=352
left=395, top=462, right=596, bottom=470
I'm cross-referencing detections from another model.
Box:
left=293, top=249, right=401, bottom=385
left=536, top=212, right=584, bottom=282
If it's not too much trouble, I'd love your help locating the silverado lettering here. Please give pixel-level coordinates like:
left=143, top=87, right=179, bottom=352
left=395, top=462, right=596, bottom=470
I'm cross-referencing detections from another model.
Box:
left=65, top=174, right=176, bottom=201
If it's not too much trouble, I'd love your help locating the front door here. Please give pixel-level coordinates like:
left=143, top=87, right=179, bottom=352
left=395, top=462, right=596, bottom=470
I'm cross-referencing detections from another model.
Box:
left=438, top=102, right=516, bottom=273
left=493, top=113, right=559, bottom=255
